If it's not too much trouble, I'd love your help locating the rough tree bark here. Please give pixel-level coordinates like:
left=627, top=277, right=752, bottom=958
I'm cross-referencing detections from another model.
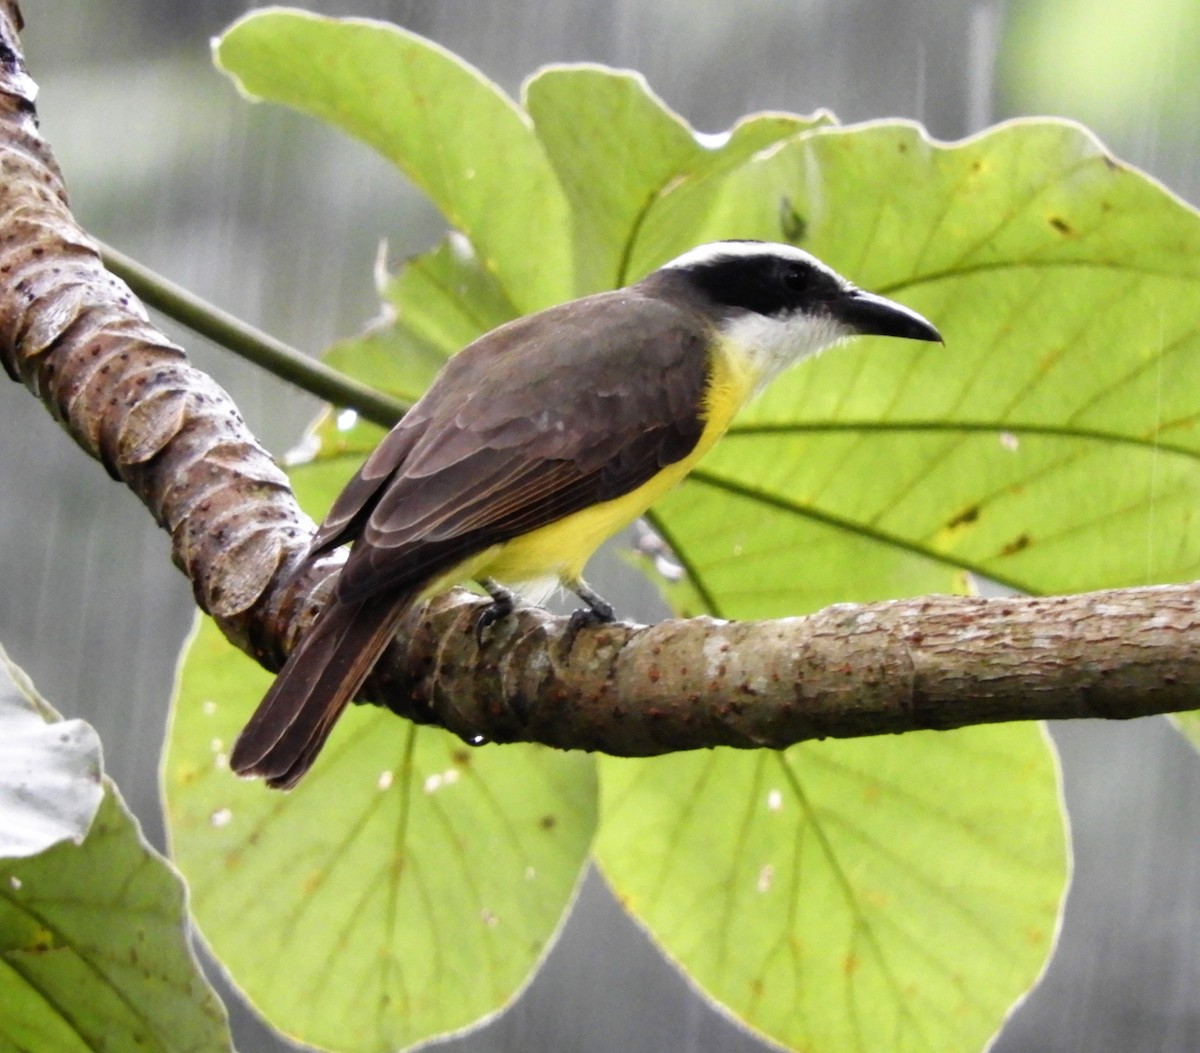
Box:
left=1, top=1, right=1197, bottom=758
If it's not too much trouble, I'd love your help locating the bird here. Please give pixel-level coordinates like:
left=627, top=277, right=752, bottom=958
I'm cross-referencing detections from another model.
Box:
left=230, top=240, right=942, bottom=788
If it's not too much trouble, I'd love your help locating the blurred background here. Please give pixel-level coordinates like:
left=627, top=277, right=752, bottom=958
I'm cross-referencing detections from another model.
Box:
left=10, top=1, right=1200, bottom=1050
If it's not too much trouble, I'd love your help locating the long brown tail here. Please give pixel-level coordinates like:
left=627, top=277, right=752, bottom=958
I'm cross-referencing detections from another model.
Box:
left=230, top=592, right=416, bottom=789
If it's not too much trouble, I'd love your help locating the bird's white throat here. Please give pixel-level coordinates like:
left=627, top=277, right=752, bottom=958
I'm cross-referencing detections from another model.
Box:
left=723, top=309, right=853, bottom=396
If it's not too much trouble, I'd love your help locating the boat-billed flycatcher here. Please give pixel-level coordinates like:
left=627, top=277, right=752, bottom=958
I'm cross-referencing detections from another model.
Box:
left=231, top=240, right=941, bottom=788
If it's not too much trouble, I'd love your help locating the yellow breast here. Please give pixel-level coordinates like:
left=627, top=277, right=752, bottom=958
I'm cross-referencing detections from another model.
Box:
left=479, top=338, right=758, bottom=587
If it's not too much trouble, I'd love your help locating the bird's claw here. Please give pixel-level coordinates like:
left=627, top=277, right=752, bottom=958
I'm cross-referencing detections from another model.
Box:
left=561, top=584, right=616, bottom=655
left=474, top=580, right=516, bottom=645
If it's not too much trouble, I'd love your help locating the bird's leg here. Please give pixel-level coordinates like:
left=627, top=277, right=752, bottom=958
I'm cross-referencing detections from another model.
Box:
left=474, top=578, right=517, bottom=645
left=571, top=579, right=616, bottom=622
left=563, top=578, right=616, bottom=652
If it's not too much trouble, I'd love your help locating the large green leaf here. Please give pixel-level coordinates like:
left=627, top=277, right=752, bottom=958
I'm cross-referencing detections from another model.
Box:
left=596, top=728, right=1066, bottom=1053
left=607, top=119, right=1182, bottom=1050
left=165, top=614, right=596, bottom=1052
left=0, top=654, right=231, bottom=1053
left=322, top=235, right=523, bottom=410
left=168, top=376, right=596, bottom=1051
left=645, top=119, right=1200, bottom=616
left=215, top=10, right=573, bottom=313
left=524, top=65, right=827, bottom=292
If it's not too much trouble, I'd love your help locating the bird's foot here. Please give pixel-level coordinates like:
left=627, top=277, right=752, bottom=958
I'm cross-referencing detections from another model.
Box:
left=562, top=580, right=616, bottom=655
left=474, top=579, right=517, bottom=645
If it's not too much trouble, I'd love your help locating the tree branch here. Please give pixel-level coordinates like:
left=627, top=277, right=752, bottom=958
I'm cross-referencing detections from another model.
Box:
left=382, top=585, right=1200, bottom=752
left=2, top=2, right=1197, bottom=759
left=0, top=0, right=316, bottom=671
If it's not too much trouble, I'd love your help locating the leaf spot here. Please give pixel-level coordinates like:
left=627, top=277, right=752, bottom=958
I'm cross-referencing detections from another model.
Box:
left=778, top=196, right=807, bottom=242
left=1000, top=533, right=1032, bottom=557
left=946, top=504, right=981, bottom=529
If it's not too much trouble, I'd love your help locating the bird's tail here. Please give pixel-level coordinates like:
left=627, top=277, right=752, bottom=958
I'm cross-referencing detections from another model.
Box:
left=230, top=592, right=416, bottom=789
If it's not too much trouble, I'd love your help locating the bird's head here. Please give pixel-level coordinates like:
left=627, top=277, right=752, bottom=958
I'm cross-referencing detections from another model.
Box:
left=647, top=240, right=941, bottom=392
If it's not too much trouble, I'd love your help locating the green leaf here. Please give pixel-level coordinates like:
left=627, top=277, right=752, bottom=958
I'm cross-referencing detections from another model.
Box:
left=524, top=66, right=699, bottom=293
left=525, top=64, right=829, bottom=290
left=215, top=9, right=573, bottom=313
left=0, top=658, right=232, bottom=1053
left=622, top=108, right=836, bottom=278
left=596, top=728, right=1067, bottom=1053
left=644, top=119, right=1200, bottom=616
left=165, top=617, right=596, bottom=1053
left=322, top=236, right=522, bottom=410
left=0, top=646, right=102, bottom=859
left=379, top=237, right=521, bottom=364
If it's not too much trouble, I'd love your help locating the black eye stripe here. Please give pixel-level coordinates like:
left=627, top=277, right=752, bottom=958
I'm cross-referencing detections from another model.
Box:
left=685, top=254, right=842, bottom=317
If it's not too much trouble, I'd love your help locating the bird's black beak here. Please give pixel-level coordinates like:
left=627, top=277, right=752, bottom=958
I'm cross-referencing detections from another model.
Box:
left=835, top=289, right=942, bottom=344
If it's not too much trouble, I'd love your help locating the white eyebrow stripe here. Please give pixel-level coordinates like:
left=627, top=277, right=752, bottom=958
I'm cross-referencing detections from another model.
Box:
left=661, top=240, right=832, bottom=274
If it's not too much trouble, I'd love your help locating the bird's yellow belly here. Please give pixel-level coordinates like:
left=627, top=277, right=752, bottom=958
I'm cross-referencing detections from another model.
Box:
left=477, top=341, right=756, bottom=587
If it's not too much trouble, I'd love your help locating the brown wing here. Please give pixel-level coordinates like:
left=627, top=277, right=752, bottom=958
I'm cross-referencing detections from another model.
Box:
left=321, top=287, right=712, bottom=605
left=308, top=424, right=423, bottom=555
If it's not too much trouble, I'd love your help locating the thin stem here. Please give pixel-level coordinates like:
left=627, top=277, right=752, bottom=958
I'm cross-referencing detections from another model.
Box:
left=99, top=241, right=407, bottom=429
